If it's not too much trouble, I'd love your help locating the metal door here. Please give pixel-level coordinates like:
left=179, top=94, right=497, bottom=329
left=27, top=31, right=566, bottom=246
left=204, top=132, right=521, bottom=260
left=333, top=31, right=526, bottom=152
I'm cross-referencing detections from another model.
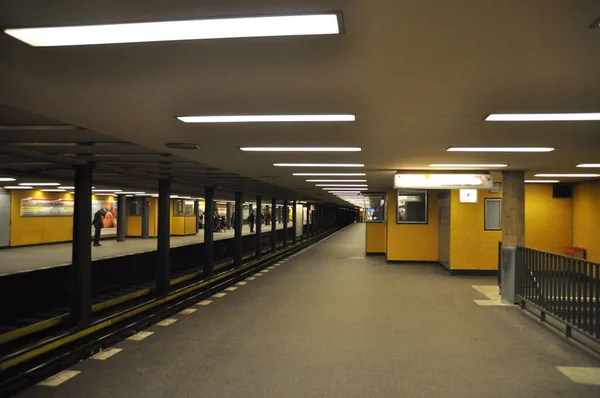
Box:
left=437, top=192, right=451, bottom=269
left=0, top=189, right=11, bottom=247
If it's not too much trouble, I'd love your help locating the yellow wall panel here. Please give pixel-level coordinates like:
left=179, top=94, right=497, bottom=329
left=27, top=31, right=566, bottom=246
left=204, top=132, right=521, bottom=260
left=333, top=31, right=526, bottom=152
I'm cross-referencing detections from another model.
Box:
left=127, top=216, right=142, bottom=237
left=385, top=189, right=438, bottom=261
left=525, top=184, right=573, bottom=255
left=573, top=180, right=600, bottom=262
left=366, top=222, right=386, bottom=254
left=450, top=190, right=501, bottom=270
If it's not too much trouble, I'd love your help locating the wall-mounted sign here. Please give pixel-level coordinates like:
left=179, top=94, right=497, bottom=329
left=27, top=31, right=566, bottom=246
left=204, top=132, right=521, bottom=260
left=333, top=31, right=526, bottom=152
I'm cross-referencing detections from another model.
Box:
left=21, top=197, right=74, bottom=216
left=394, top=173, right=494, bottom=190
left=459, top=189, right=478, bottom=203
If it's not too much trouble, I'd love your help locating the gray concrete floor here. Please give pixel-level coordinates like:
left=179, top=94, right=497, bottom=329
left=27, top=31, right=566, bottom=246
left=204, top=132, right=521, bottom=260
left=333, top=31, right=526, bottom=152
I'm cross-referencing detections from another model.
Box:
left=0, top=223, right=285, bottom=276
left=15, top=224, right=600, bottom=398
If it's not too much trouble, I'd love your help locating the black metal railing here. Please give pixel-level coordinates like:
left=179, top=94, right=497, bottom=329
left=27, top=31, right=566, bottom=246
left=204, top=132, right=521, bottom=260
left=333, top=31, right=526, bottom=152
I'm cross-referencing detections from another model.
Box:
left=515, top=246, right=600, bottom=340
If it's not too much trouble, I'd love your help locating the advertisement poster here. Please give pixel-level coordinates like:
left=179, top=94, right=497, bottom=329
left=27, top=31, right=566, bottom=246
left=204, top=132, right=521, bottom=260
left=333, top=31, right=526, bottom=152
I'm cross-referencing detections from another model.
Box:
left=91, top=199, right=118, bottom=236
left=20, top=197, right=74, bottom=216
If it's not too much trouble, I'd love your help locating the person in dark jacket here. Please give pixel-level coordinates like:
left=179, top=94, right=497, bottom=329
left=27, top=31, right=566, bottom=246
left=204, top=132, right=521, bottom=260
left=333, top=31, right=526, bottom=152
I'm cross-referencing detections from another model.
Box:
left=248, top=211, right=255, bottom=233
left=92, top=208, right=105, bottom=247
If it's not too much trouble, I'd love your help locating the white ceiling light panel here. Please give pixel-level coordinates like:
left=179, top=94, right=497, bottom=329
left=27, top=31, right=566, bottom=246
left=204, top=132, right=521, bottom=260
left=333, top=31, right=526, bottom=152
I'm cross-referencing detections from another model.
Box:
left=485, top=113, right=600, bottom=122
left=179, top=114, right=354, bottom=123
left=535, top=174, right=600, bottom=178
left=447, top=147, right=554, bottom=152
left=275, top=163, right=364, bottom=167
left=428, top=164, right=507, bottom=168
left=293, top=173, right=366, bottom=176
left=240, top=147, right=360, bottom=151
left=5, top=14, right=342, bottom=47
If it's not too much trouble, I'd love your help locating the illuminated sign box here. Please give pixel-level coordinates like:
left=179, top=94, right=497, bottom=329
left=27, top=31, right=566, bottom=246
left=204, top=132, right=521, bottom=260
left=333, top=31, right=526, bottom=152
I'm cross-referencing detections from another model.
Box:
left=394, top=173, right=494, bottom=190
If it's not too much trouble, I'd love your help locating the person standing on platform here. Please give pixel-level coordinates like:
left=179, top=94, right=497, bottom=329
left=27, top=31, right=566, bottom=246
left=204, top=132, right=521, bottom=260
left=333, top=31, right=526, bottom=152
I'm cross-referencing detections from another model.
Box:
left=248, top=210, right=255, bottom=233
left=92, top=208, right=105, bottom=247
left=231, top=212, right=235, bottom=230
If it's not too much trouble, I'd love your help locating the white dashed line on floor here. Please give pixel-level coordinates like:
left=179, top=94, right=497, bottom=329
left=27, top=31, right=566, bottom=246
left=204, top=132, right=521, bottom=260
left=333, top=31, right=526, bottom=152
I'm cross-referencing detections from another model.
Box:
left=198, top=300, right=213, bottom=306
left=90, top=348, right=123, bottom=360
left=236, top=281, right=248, bottom=286
left=246, top=277, right=256, bottom=281
left=255, top=273, right=264, bottom=276
left=556, top=366, right=600, bottom=386
left=267, top=266, right=275, bottom=269
left=127, top=331, right=154, bottom=341
left=473, top=300, right=512, bottom=307
left=38, top=370, right=81, bottom=387
left=179, top=308, right=197, bottom=315
left=262, top=269, right=270, bottom=273
left=225, top=287, right=238, bottom=291
left=157, top=319, right=178, bottom=326
left=212, top=292, right=227, bottom=298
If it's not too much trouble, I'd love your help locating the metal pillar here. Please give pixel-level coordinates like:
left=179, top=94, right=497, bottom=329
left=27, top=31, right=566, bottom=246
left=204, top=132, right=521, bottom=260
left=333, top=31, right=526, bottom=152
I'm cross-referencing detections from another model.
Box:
left=271, top=198, right=277, bottom=252
left=141, top=195, right=149, bottom=239
left=283, top=200, right=288, bottom=247
left=71, top=163, right=93, bottom=328
left=307, top=203, right=312, bottom=236
left=156, top=179, right=171, bottom=296
left=234, top=192, right=243, bottom=267
left=194, top=199, right=199, bottom=234
left=291, top=200, right=297, bottom=244
left=501, top=171, right=525, bottom=304
left=204, top=187, right=215, bottom=278
left=226, top=202, right=232, bottom=230
left=255, top=196, right=262, bottom=258
left=116, top=193, right=126, bottom=242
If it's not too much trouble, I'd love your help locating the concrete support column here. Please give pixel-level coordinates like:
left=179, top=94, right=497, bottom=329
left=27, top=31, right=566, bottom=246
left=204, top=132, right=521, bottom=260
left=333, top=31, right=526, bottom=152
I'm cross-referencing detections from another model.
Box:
left=116, top=194, right=127, bottom=242
left=255, top=196, right=262, bottom=258
left=71, top=163, right=94, bottom=329
left=501, top=171, right=525, bottom=304
left=306, top=203, right=311, bottom=238
left=291, top=200, right=297, bottom=244
left=141, top=196, right=149, bottom=239
left=156, top=179, right=171, bottom=297
left=283, top=200, right=288, bottom=247
left=234, top=192, right=243, bottom=267
left=204, top=187, right=215, bottom=278
left=194, top=200, right=199, bottom=234
left=271, top=198, right=277, bottom=252
left=226, top=202, right=232, bottom=230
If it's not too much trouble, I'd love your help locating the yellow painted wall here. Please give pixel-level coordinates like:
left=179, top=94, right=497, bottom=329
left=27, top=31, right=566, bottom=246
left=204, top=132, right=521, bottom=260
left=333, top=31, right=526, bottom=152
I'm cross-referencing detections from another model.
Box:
left=450, top=189, right=501, bottom=270
left=573, top=180, right=600, bottom=263
left=127, top=216, right=142, bottom=237
left=525, top=184, right=573, bottom=255
left=365, top=222, right=386, bottom=254
left=385, top=189, right=438, bottom=261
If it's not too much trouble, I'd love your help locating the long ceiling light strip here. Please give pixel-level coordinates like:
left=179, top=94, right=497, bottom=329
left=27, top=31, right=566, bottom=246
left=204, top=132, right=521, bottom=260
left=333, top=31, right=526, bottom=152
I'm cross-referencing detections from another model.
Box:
left=576, top=164, right=600, bottom=168
left=485, top=113, right=600, bottom=122
left=315, top=184, right=368, bottom=187
left=535, top=174, right=600, bottom=178
left=240, top=147, right=360, bottom=152
left=447, top=147, right=554, bottom=152
left=19, top=182, right=60, bottom=186
left=179, top=114, right=355, bottom=123
left=428, top=163, right=507, bottom=168
left=525, top=180, right=560, bottom=183
left=306, top=179, right=367, bottom=182
left=275, top=163, right=364, bottom=167
left=4, top=14, right=341, bottom=47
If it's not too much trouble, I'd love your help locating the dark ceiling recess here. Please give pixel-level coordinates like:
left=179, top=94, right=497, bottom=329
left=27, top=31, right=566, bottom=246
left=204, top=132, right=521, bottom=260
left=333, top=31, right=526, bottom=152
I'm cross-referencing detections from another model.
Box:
left=165, top=143, right=200, bottom=150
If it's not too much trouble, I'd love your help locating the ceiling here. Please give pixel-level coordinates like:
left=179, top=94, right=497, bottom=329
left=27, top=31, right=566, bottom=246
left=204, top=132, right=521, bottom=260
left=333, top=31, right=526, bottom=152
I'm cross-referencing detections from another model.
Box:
left=0, top=0, right=599, bottom=206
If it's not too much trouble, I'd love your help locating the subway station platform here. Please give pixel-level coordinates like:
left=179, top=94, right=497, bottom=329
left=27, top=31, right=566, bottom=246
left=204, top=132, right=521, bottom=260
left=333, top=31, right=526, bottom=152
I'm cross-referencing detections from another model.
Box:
left=15, top=224, right=600, bottom=398
left=0, top=223, right=284, bottom=276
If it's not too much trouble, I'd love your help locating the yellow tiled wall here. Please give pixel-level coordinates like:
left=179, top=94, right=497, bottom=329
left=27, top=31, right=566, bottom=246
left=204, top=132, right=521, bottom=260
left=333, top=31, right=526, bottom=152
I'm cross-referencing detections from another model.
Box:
left=525, top=184, right=573, bottom=255
left=366, top=222, right=386, bottom=254
left=385, top=189, right=438, bottom=261
left=573, top=180, right=600, bottom=262
left=126, top=216, right=142, bottom=237
left=450, top=189, right=502, bottom=270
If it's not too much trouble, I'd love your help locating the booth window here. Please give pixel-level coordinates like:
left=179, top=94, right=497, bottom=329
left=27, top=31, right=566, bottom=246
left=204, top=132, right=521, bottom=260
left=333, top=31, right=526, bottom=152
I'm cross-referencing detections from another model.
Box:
left=174, top=199, right=194, bottom=216
left=397, top=190, right=428, bottom=224
left=484, top=198, right=502, bottom=230
left=127, top=198, right=142, bottom=216
left=364, top=193, right=385, bottom=222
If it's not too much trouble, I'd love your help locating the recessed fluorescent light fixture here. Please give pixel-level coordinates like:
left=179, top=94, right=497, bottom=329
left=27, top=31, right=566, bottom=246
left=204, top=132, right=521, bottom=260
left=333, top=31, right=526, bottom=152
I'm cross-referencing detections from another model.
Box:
left=19, top=182, right=60, bottom=186
left=447, top=147, right=554, bottom=152
left=294, top=173, right=366, bottom=176
left=325, top=188, right=368, bottom=191
left=576, top=164, right=600, bottom=168
left=275, top=163, right=364, bottom=167
left=485, top=113, right=600, bottom=122
left=179, top=114, right=355, bottom=123
left=428, top=164, right=508, bottom=168
left=525, top=180, right=560, bottom=183
left=240, top=147, right=360, bottom=152
left=4, top=186, right=33, bottom=189
left=41, top=189, right=67, bottom=192
left=535, top=174, right=600, bottom=178
left=58, top=186, right=75, bottom=190
left=315, top=184, right=368, bottom=187
left=93, top=189, right=123, bottom=192
left=306, top=179, right=367, bottom=182
left=0, top=177, right=16, bottom=182
left=116, top=191, right=146, bottom=195
left=4, top=13, right=342, bottom=47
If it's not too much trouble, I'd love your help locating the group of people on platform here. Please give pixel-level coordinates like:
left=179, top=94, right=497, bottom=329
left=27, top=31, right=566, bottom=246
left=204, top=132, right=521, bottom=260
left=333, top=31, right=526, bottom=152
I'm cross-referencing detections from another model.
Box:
left=194, top=208, right=285, bottom=234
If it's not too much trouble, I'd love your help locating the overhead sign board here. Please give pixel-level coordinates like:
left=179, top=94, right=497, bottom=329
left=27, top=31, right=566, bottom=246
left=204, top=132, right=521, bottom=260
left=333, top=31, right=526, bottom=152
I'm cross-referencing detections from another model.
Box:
left=394, top=173, right=494, bottom=190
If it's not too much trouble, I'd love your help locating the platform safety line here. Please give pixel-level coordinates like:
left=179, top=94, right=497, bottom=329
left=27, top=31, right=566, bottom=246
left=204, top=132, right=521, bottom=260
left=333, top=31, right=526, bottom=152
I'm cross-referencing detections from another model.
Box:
left=0, top=234, right=325, bottom=372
